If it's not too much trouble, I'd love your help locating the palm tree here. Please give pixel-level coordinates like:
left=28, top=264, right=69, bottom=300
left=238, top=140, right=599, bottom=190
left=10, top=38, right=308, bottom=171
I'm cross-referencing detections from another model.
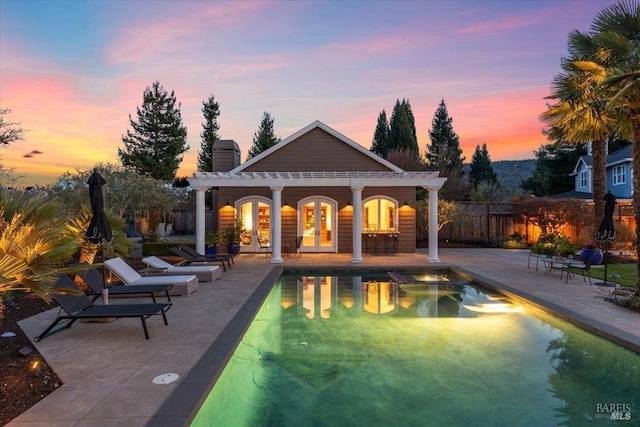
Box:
left=540, top=34, right=623, bottom=223
left=0, top=189, right=79, bottom=319
left=573, top=0, right=640, bottom=281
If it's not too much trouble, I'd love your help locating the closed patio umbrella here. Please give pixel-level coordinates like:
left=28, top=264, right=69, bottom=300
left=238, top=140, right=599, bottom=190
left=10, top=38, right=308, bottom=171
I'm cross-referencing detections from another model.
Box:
left=85, top=169, right=113, bottom=302
left=594, top=191, right=616, bottom=286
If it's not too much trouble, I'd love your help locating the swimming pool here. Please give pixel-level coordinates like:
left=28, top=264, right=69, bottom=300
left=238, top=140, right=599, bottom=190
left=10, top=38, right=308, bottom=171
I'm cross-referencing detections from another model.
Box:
left=191, top=270, right=640, bottom=426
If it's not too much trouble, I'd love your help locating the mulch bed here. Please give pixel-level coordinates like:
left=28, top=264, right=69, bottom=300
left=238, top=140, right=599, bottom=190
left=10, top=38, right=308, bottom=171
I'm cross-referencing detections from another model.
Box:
left=0, top=292, right=60, bottom=425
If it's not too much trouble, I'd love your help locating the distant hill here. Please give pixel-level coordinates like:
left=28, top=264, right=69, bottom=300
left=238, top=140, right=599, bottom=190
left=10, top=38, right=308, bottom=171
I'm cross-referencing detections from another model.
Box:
left=492, top=159, right=536, bottom=189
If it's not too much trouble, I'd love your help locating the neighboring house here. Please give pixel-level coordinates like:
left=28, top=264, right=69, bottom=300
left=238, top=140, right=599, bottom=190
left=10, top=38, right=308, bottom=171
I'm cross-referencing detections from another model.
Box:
left=189, top=120, right=446, bottom=263
left=569, top=144, right=633, bottom=200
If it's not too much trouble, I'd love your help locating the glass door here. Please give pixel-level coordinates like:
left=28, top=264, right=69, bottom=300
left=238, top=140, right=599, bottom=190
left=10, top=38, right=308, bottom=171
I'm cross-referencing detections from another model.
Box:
left=299, top=198, right=336, bottom=252
left=238, top=198, right=271, bottom=252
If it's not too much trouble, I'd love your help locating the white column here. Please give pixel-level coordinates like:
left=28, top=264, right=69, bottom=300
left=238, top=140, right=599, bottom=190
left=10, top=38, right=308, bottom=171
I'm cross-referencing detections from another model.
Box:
left=270, top=185, right=283, bottom=263
left=428, top=186, right=441, bottom=263
left=351, top=185, right=364, bottom=263
left=195, top=188, right=206, bottom=254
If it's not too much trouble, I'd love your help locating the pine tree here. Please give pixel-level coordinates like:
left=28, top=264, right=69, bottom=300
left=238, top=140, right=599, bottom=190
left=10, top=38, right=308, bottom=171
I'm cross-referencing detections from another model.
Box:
left=247, top=112, right=281, bottom=160
left=389, top=99, right=418, bottom=153
left=370, top=110, right=390, bottom=157
left=426, top=99, right=466, bottom=200
left=197, top=94, right=220, bottom=172
left=469, top=143, right=497, bottom=188
left=521, top=141, right=586, bottom=196
left=119, top=81, right=188, bottom=181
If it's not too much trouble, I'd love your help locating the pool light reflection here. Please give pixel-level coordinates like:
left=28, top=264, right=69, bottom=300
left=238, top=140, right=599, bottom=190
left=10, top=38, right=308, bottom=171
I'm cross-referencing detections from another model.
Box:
left=463, top=303, right=524, bottom=313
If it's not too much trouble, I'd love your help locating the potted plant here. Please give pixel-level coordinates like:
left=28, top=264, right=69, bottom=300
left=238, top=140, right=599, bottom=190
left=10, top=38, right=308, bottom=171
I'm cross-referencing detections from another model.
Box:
left=223, top=220, right=245, bottom=255
left=581, top=243, right=604, bottom=265
left=205, top=231, right=221, bottom=256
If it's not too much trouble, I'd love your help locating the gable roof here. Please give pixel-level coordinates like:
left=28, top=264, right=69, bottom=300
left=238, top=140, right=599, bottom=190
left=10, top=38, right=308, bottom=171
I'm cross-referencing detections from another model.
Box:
left=232, top=120, right=403, bottom=173
left=572, top=144, right=633, bottom=174
left=571, top=157, right=590, bottom=176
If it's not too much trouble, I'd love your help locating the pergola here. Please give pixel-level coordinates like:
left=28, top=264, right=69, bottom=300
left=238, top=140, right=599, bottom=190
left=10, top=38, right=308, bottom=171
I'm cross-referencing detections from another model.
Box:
left=188, top=170, right=446, bottom=264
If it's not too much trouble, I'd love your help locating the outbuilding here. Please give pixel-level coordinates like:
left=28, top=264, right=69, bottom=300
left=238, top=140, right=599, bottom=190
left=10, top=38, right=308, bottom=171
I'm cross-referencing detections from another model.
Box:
left=188, top=121, right=446, bottom=263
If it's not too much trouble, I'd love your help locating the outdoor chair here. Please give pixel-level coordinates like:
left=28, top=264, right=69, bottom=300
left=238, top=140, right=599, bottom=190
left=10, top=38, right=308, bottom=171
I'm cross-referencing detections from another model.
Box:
left=104, top=257, right=198, bottom=296
left=76, top=265, right=173, bottom=303
left=180, top=245, right=235, bottom=265
left=141, top=256, right=222, bottom=282
left=293, top=236, right=303, bottom=257
left=258, top=236, right=272, bottom=257
left=170, top=247, right=231, bottom=272
left=34, top=274, right=172, bottom=341
left=384, top=233, right=399, bottom=255
left=366, top=224, right=378, bottom=255
left=560, top=253, right=597, bottom=285
left=532, top=244, right=558, bottom=272
left=156, top=223, right=169, bottom=241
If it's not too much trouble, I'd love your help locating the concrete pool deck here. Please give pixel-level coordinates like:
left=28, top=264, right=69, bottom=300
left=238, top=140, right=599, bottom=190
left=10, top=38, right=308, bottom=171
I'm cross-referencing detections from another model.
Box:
left=10, top=248, right=640, bottom=426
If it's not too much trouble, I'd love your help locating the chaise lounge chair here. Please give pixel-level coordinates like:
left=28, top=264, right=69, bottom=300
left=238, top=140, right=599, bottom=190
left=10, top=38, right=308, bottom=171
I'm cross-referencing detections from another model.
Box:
left=179, top=245, right=235, bottom=266
left=104, top=257, right=198, bottom=296
left=77, top=266, right=173, bottom=303
left=141, top=256, right=222, bottom=282
left=169, top=247, right=232, bottom=272
left=34, top=274, right=172, bottom=341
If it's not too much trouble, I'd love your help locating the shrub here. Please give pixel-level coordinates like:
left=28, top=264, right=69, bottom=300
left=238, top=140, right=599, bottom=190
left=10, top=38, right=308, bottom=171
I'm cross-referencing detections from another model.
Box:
left=531, top=234, right=580, bottom=257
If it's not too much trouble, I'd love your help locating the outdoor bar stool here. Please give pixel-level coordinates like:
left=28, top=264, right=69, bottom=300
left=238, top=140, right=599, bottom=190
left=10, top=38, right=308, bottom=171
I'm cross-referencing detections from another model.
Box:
left=384, top=233, right=399, bottom=255
left=366, top=224, right=378, bottom=255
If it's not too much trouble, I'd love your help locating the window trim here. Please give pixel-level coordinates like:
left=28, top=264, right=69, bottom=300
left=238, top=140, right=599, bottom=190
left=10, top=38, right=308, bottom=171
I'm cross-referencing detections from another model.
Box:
left=362, top=196, right=399, bottom=232
left=612, top=165, right=626, bottom=186
left=579, top=170, right=587, bottom=189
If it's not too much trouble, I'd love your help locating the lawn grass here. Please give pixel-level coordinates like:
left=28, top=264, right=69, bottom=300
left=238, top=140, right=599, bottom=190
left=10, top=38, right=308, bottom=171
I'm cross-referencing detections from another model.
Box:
left=586, top=263, right=638, bottom=287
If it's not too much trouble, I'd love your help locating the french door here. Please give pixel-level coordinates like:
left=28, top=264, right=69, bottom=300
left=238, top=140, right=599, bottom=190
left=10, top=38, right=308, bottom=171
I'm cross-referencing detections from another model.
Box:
left=237, top=197, right=271, bottom=252
left=298, top=197, right=336, bottom=253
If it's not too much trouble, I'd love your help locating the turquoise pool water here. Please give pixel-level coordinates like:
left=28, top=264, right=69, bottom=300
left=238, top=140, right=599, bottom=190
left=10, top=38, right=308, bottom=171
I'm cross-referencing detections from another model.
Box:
left=192, top=270, right=640, bottom=426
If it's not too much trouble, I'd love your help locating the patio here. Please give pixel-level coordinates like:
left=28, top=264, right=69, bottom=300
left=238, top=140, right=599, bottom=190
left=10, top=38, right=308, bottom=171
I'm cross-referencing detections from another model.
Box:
left=10, top=248, right=640, bottom=426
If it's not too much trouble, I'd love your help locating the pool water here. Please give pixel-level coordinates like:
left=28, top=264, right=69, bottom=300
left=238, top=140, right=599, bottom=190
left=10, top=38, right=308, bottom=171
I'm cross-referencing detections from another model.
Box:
left=192, top=270, right=640, bottom=426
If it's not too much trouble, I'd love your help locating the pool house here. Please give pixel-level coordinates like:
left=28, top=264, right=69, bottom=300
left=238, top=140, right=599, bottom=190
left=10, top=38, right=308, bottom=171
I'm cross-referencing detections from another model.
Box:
left=188, top=120, right=446, bottom=263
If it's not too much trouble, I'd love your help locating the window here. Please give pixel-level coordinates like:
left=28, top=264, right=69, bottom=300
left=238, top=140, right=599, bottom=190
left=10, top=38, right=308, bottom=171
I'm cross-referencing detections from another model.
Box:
left=363, top=197, right=397, bottom=232
left=613, top=165, right=626, bottom=185
left=579, top=171, right=587, bottom=189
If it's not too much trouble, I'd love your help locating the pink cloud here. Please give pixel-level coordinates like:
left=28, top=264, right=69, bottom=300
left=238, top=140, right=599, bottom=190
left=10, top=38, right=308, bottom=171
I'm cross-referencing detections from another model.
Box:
left=105, top=1, right=272, bottom=64
left=455, top=8, right=555, bottom=35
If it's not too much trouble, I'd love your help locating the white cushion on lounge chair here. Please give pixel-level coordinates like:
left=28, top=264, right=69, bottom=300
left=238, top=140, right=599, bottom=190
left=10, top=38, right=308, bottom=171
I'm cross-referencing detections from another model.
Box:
left=141, top=256, right=222, bottom=282
left=104, top=257, right=198, bottom=296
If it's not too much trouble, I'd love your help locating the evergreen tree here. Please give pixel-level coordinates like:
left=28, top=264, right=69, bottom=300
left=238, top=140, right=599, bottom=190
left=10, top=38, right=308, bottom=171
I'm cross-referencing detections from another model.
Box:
left=426, top=99, right=464, bottom=173
left=247, top=112, right=281, bottom=160
left=469, top=143, right=497, bottom=188
left=197, top=94, right=220, bottom=172
left=426, top=99, right=466, bottom=200
left=119, top=81, right=188, bottom=181
left=521, top=141, right=586, bottom=197
left=370, top=110, right=390, bottom=157
left=389, top=99, right=418, bottom=153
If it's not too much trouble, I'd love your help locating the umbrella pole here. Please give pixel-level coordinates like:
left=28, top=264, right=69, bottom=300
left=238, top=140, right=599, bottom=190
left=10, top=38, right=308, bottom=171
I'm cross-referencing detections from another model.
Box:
left=100, top=243, right=109, bottom=304
left=595, top=242, right=615, bottom=287
left=604, top=246, right=608, bottom=283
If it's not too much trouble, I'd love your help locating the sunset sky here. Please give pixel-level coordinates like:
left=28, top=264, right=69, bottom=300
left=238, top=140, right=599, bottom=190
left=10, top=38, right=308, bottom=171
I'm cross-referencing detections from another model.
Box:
left=0, top=0, right=611, bottom=187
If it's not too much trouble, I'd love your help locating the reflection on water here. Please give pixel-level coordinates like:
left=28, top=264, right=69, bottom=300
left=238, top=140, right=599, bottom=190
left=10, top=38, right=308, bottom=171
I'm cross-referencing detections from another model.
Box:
left=287, top=271, right=477, bottom=320
left=192, top=271, right=640, bottom=427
